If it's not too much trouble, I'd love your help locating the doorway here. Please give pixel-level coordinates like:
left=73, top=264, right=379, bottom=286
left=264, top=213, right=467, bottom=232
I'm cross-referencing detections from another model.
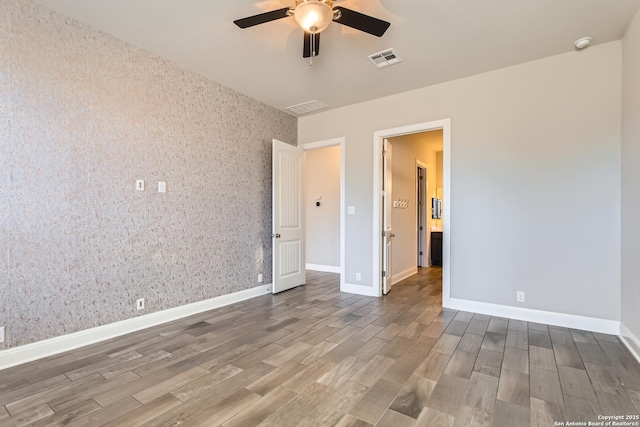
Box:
left=300, top=138, right=346, bottom=292
left=373, top=119, right=451, bottom=304
left=380, top=132, right=442, bottom=293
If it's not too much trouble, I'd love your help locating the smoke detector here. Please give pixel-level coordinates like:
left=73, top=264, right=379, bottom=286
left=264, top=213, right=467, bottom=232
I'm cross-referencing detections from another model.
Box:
left=368, top=48, right=401, bottom=69
left=574, top=37, right=592, bottom=50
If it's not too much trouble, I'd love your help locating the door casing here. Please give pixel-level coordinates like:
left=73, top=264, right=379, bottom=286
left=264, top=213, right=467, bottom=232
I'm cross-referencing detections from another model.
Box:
left=372, top=119, right=451, bottom=302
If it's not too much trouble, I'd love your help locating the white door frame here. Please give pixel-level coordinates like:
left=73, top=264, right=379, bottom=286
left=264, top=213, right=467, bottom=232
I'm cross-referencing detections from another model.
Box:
left=373, top=119, right=451, bottom=305
left=299, top=137, right=346, bottom=293
left=416, top=159, right=429, bottom=268
left=382, top=138, right=393, bottom=295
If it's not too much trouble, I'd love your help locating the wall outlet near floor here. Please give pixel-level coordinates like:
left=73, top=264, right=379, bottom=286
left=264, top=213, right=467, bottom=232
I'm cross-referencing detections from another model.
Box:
left=356, top=272, right=361, bottom=281
left=136, top=298, right=145, bottom=310
left=258, top=273, right=263, bottom=283
left=516, top=291, right=525, bottom=303
left=0, top=326, right=5, bottom=343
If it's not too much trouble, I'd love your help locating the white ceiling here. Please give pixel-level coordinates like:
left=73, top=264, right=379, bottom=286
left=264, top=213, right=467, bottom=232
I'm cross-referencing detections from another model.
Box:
left=34, top=0, right=640, bottom=116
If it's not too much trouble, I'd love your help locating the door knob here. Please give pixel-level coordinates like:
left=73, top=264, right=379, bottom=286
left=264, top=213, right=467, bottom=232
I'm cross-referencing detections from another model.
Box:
left=273, top=233, right=281, bottom=238
left=390, top=233, right=396, bottom=238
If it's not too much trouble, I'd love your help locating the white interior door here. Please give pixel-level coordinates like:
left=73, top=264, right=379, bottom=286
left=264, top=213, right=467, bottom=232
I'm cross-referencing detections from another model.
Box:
left=272, top=139, right=306, bottom=293
left=382, top=139, right=394, bottom=295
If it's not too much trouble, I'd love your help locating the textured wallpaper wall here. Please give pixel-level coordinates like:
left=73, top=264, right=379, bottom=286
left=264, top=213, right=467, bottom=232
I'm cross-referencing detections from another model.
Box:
left=0, top=0, right=297, bottom=349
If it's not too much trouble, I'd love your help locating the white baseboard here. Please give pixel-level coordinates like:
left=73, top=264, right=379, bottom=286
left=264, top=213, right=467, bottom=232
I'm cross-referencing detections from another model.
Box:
left=391, top=267, right=417, bottom=284
left=341, top=282, right=379, bottom=297
left=0, top=284, right=272, bottom=371
left=445, top=297, right=620, bottom=335
left=306, top=263, right=341, bottom=273
left=620, top=323, right=640, bottom=364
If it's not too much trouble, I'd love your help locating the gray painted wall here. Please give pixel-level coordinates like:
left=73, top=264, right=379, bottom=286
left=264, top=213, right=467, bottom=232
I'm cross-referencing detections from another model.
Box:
left=299, top=42, right=622, bottom=321
left=0, top=0, right=296, bottom=349
left=622, top=8, right=640, bottom=339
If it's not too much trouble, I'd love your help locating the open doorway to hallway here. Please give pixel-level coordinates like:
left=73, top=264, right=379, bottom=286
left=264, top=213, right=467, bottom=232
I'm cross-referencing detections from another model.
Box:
left=373, top=118, right=451, bottom=303
left=305, top=145, right=341, bottom=273
left=384, top=130, right=444, bottom=292
left=300, top=137, right=346, bottom=292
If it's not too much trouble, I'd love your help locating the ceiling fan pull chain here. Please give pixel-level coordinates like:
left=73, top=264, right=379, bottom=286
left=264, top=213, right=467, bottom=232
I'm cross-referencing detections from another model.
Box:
left=310, top=32, right=315, bottom=66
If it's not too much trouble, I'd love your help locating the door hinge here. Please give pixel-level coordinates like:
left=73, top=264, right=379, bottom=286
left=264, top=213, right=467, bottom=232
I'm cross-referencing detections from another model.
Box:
left=419, top=226, right=423, bottom=230
left=382, top=230, right=386, bottom=237
left=419, top=251, right=423, bottom=255
left=382, top=271, right=386, bottom=278
left=419, top=176, right=423, bottom=179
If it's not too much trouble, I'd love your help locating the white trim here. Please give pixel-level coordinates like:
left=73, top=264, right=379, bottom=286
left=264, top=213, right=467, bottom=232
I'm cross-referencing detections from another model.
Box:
left=416, top=160, right=429, bottom=169
left=0, top=284, right=271, bottom=371
left=391, top=266, right=418, bottom=283
left=342, top=282, right=379, bottom=297
left=442, top=123, right=451, bottom=307
left=446, top=297, right=620, bottom=335
left=300, top=138, right=343, bottom=151
left=620, top=323, right=640, bottom=364
left=373, top=119, right=451, bottom=300
left=306, top=263, right=341, bottom=273
left=416, top=159, right=429, bottom=268
left=301, top=137, right=346, bottom=295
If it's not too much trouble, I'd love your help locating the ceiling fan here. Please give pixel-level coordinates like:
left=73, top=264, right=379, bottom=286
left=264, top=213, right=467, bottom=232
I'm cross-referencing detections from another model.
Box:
left=234, top=0, right=391, bottom=62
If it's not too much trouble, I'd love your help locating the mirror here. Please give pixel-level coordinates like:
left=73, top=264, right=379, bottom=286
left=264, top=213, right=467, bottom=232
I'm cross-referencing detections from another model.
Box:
left=431, top=198, right=442, bottom=219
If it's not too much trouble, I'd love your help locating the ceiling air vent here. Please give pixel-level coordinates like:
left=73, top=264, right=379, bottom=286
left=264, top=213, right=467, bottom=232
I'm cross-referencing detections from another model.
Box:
left=368, top=48, right=401, bottom=69
left=284, top=100, right=329, bottom=116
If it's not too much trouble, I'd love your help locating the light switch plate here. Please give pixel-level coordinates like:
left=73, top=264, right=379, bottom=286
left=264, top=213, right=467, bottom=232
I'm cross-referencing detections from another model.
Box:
left=136, top=180, right=145, bottom=191
left=348, top=206, right=356, bottom=215
left=158, top=181, right=167, bottom=193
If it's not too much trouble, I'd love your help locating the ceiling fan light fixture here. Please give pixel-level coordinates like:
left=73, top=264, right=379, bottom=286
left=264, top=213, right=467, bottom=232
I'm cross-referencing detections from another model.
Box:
left=294, top=0, right=334, bottom=33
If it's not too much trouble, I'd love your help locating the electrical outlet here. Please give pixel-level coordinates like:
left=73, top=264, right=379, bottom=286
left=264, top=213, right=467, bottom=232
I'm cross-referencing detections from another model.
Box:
left=356, top=272, right=361, bottom=281
left=158, top=181, right=167, bottom=193
left=136, top=298, right=145, bottom=310
left=0, top=326, right=5, bottom=343
left=136, top=179, right=145, bottom=191
left=258, top=273, right=263, bottom=283
left=516, top=291, right=525, bottom=303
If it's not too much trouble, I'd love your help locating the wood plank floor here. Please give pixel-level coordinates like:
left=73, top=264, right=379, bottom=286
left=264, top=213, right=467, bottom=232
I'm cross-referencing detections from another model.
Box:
left=1, top=268, right=639, bottom=426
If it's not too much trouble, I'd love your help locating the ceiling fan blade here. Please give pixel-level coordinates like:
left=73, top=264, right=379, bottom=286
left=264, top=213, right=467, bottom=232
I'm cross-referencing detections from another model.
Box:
left=233, top=7, right=291, bottom=29
left=303, top=32, right=321, bottom=58
left=333, top=6, right=390, bottom=37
